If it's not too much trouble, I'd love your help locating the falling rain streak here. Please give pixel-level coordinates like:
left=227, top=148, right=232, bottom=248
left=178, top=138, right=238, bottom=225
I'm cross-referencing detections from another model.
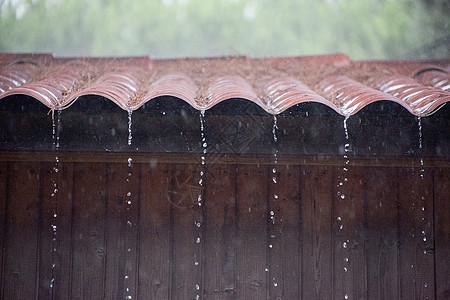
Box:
left=269, top=115, right=279, bottom=289
left=125, top=110, right=133, bottom=300
left=337, top=116, right=351, bottom=299
left=49, top=109, right=61, bottom=296
left=195, top=110, right=207, bottom=300
left=417, top=116, right=428, bottom=294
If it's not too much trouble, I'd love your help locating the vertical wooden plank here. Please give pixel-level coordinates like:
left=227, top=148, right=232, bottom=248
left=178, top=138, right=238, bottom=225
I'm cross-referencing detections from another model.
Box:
left=332, top=165, right=366, bottom=300
left=235, top=164, right=268, bottom=299
left=398, top=167, right=434, bottom=300
left=268, top=164, right=300, bottom=299
left=70, top=162, right=107, bottom=299
left=2, top=161, right=40, bottom=299
left=203, top=164, right=237, bottom=299
left=300, top=165, right=333, bottom=300
left=434, top=167, right=450, bottom=299
left=0, top=162, right=7, bottom=296
left=138, top=162, right=171, bottom=298
left=170, top=163, right=203, bottom=299
left=53, top=162, right=74, bottom=300
left=38, top=161, right=75, bottom=299
left=104, top=162, right=139, bottom=300
left=365, top=167, right=399, bottom=300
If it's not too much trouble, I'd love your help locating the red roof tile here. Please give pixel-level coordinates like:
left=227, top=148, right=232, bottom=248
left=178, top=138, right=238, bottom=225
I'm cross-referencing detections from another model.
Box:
left=0, top=53, right=449, bottom=116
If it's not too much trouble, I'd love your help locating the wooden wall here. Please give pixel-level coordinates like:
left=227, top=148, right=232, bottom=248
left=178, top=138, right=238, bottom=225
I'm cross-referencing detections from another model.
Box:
left=0, top=154, right=449, bottom=299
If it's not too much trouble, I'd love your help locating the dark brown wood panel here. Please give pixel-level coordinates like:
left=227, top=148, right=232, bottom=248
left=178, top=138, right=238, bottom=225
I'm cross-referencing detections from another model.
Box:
left=332, top=165, right=367, bottom=300
left=138, top=162, right=171, bottom=298
left=170, top=164, right=203, bottom=299
left=51, top=162, right=75, bottom=300
left=267, top=164, right=301, bottom=299
left=104, top=162, right=140, bottom=299
left=235, top=164, right=268, bottom=299
left=203, top=164, right=237, bottom=299
left=300, top=165, right=333, bottom=300
left=2, top=161, right=41, bottom=299
left=0, top=156, right=449, bottom=300
left=0, top=162, right=7, bottom=296
left=70, top=162, right=108, bottom=299
left=365, top=167, right=399, bottom=300
left=434, top=167, right=450, bottom=299
left=38, top=161, right=76, bottom=299
left=398, top=167, right=435, bottom=300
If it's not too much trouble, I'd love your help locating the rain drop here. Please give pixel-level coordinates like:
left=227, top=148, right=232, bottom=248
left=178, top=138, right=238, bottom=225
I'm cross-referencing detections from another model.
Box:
left=127, top=110, right=133, bottom=146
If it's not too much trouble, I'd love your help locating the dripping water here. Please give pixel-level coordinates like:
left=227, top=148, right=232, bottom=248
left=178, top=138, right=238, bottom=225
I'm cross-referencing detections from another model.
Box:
left=50, top=109, right=61, bottom=296
left=417, top=117, right=428, bottom=274
left=337, top=116, right=351, bottom=298
left=195, top=110, right=207, bottom=300
left=269, top=115, right=279, bottom=288
left=124, top=110, right=134, bottom=300
left=128, top=110, right=133, bottom=146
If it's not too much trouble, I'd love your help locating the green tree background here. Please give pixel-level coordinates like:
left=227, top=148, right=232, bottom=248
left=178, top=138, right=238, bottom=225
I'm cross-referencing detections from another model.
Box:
left=0, top=0, right=448, bottom=59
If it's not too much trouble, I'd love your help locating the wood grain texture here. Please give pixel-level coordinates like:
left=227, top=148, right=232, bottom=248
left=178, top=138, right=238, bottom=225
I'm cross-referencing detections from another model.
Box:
left=332, top=165, right=367, bottom=300
left=267, top=164, right=301, bottom=299
left=170, top=164, right=203, bottom=299
left=398, top=167, right=435, bottom=300
left=434, top=167, right=450, bottom=300
left=138, top=162, right=171, bottom=299
left=364, top=167, right=399, bottom=300
left=38, top=161, right=76, bottom=299
left=70, top=162, right=108, bottom=299
left=300, top=165, right=333, bottom=300
left=235, top=164, right=268, bottom=299
left=0, top=157, right=448, bottom=299
left=203, top=164, right=237, bottom=299
left=104, top=162, right=140, bottom=300
left=2, top=161, right=40, bottom=300
left=0, top=162, right=7, bottom=298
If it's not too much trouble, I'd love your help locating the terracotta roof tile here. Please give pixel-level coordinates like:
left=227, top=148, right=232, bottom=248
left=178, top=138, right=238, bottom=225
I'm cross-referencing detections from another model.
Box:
left=0, top=53, right=449, bottom=116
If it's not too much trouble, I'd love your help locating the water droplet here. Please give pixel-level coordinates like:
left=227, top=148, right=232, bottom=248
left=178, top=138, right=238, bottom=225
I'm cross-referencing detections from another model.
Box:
left=345, top=294, right=349, bottom=299
left=196, top=284, right=200, bottom=290
left=127, top=192, right=132, bottom=197
left=423, top=237, right=427, bottom=242
left=196, top=237, right=201, bottom=244
left=194, top=261, right=199, bottom=266
left=341, top=194, right=345, bottom=199
left=265, top=268, right=269, bottom=272
left=127, top=111, right=133, bottom=146
left=125, top=275, right=129, bottom=279
left=337, top=217, right=342, bottom=221
left=273, top=282, right=278, bottom=287
left=272, top=177, right=277, bottom=183
left=270, top=210, right=275, bottom=216
left=274, top=194, right=278, bottom=199
left=345, top=257, right=349, bottom=262
left=269, top=244, right=273, bottom=248
left=344, top=267, right=348, bottom=272
left=343, top=242, right=347, bottom=248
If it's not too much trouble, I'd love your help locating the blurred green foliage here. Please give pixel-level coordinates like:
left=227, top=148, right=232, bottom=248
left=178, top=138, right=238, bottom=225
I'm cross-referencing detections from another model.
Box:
left=0, top=0, right=448, bottom=59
